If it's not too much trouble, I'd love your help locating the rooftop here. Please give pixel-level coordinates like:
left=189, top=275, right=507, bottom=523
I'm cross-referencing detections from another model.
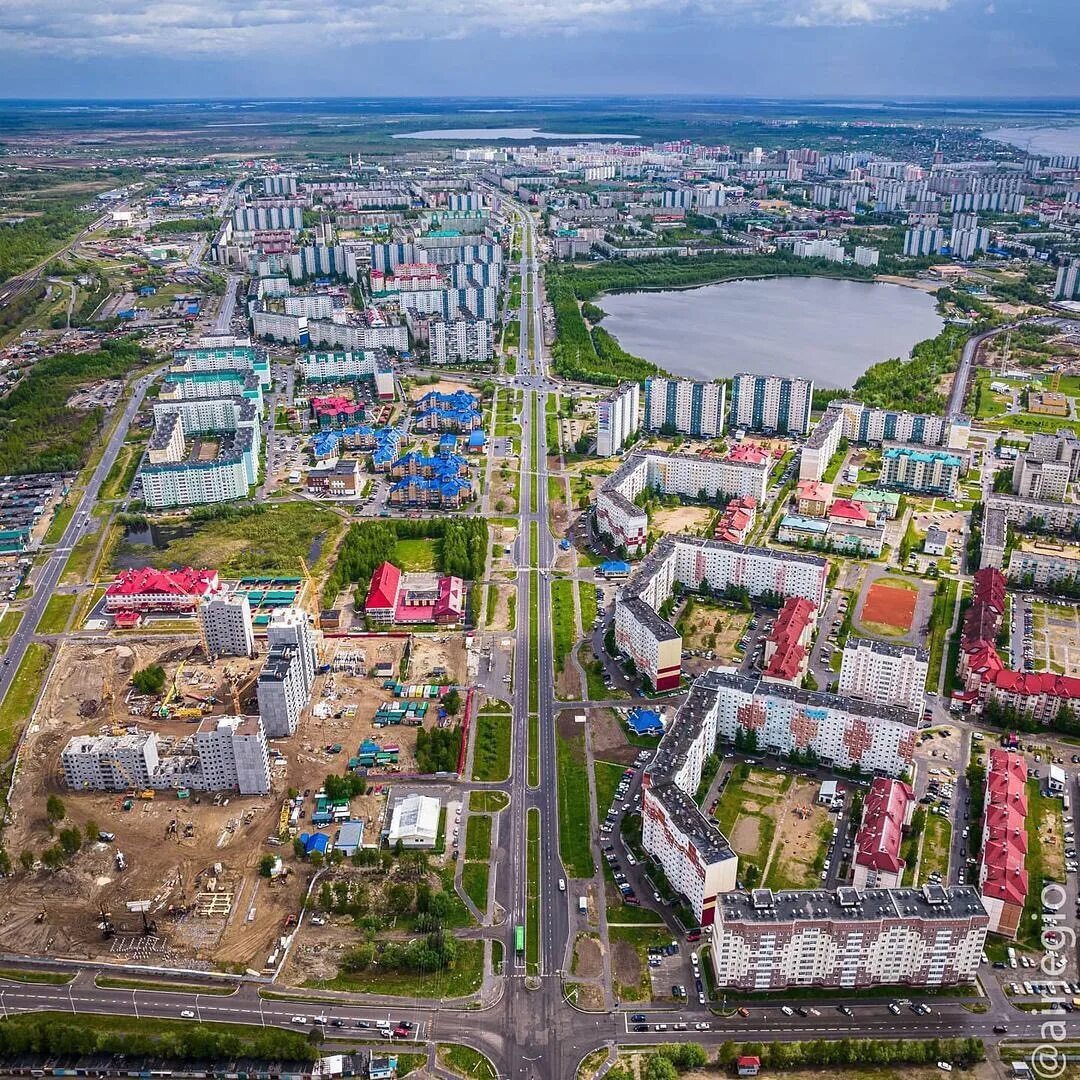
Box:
left=719, top=884, right=987, bottom=924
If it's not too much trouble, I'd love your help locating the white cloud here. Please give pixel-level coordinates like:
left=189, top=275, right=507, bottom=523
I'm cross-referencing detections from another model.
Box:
left=0, top=0, right=956, bottom=57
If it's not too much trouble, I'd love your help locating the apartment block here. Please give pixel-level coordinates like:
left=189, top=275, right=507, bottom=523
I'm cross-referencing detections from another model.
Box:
left=267, top=607, right=319, bottom=697
left=256, top=644, right=308, bottom=738
left=596, top=382, right=641, bottom=457
left=199, top=593, right=256, bottom=659
left=710, top=885, right=988, bottom=990
left=614, top=539, right=829, bottom=691
left=838, top=637, right=929, bottom=713
left=62, top=732, right=160, bottom=790
left=881, top=445, right=963, bottom=497
left=1012, top=455, right=1070, bottom=501
left=644, top=377, right=727, bottom=438
left=730, top=373, right=813, bottom=436
left=193, top=716, right=272, bottom=795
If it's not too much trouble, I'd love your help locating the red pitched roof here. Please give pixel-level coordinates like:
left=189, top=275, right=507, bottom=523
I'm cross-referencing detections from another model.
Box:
left=762, top=597, right=815, bottom=682
left=855, top=777, right=915, bottom=874
left=106, top=567, right=219, bottom=599
left=990, top=668, right=1080, bottom=701
left=827, top=498, right=869, bottom=523
left=365, top=562, right=401, bottom=611
left=981, top=839, right=1029, bottom=905
left=727, top=444, right=770, bottom=465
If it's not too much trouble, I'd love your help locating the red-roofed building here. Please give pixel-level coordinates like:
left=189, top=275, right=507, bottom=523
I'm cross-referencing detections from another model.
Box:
left=761, top=596, right=816, bottom=685
left=311, top=395, right=366, bottom=429
left=105, top=568, right=221, bottom=617
left=727, top=444, right=771, bottom=467
left=737, top=1058, right=761, bottom=1077
left=986, top=669, right=1080, bottom=724
left=795, top=479, right=833, bottom=517
left=852, top=777, right=915, bottom=889
left=979, top=748, right=1029, bottom=937
left=365, top=562, right=402, bottom=624
left=365, top=562, right=466, bottom=626
left=713, top=496, right=758, bottom=545
left=827, top=498, right=870, bottom=526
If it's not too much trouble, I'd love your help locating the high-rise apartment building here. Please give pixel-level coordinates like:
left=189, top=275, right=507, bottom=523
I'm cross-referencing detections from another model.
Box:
left=596, top=382, right=641, bottom=457
left=730, top=373, right=813, bottom=436
left=643, top=378, right=726, bottom=438
left=838, top=637, right=929, bottom=713
left=199, top=593, right=256, bottom=659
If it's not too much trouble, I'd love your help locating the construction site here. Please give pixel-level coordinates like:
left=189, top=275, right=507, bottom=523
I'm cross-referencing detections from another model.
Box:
left=0, top=625, right=470, bottom=972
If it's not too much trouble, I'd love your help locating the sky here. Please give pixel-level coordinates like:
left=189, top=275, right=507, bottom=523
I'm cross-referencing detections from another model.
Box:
left=0, top=0, right=1077, bottom=99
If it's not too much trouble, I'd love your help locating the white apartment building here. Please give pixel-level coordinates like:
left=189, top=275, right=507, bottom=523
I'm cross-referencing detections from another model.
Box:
left=147, top=411, right=186, bottom=465
left=140, top=440, right=255, bottom=509
left=429, top=316, right=493, bottom=365
left=284, top=295, right=335, bottom=320
left=596, top=451, right=770, bottom=552
left=854, top=246, right=880, bottom=267
left=1012, top=454, right=1070, bottom=502
left=193, top=716, right=272, bottom=795
left=838, top=637, right=929, bottom=713
left=596, top=382, right=641, bottom=457
left=62, top=732, right=160, bottom=790
left=643, top=377, right=727, bottom=438
left=793, top=238, right=844, bottom=263
left=256, top=644, right=307, bottom=738
left=615, top=534, right=828, bottom=691
left=200, top=593, right=256, bottom=659
left=267, top=607, right=319, bottom=697
left=829, top=400, right=967, bottom=449
left=710, top=885, right=988, bottom=990
left=708, top=671, right=920, bottom=776
left=730, top=373, right=813, bottom=436
left=799, top=408, right=844, bottom=482
left=642, top=675, right=741, bottom=926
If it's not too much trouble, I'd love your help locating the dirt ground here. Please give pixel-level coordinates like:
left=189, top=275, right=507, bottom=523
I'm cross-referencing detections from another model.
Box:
left=611, top=940, right=641, bottom=998
left=490, top=524, right=519, bottom=574
left=407, top=378, right=474, bottom=402
left=588, top=708, right=641, bottom=766
left=486, top=572, right=517, bottom=632
left=678, top=602, right=750, bottom=660
left=650, top=505, right=714, bottom=536
left=308, top=634, right=462, bottom=776
left=489, top=458, right=520, bottom=515
left=572, top=933, right=603, bottom=979
left=0, top=640, right=304, bottom=972
left=765, top=777, right=833, bottom=889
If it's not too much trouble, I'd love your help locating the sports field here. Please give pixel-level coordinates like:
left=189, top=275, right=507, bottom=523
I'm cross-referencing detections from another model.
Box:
left=860, top=579, right=917, bottom=635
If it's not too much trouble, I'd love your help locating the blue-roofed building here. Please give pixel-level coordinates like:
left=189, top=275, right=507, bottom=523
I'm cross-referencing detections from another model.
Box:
left=439, top=434, right=460, bottom=453
left=468, top=429, right=486, bottom=453
left=626, top=708, right=664, bottom=736
left=777, top=514, right=831, bottom=545
left=601, top=560, right=631, bottom=579
left=881, top=444, right=964, bottom=498
left=413, top=389, right=482, bottom=433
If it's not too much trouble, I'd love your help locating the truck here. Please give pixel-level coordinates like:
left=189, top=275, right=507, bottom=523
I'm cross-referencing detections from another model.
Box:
left=578, top=896, right=588, bottom=915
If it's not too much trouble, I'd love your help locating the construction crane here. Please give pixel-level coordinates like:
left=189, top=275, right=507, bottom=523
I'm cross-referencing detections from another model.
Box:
left=158, top=660, right=185, bottom=718
left=230, top=668, right=260, bottom=715
left=98, top=904, right=115, bottom=940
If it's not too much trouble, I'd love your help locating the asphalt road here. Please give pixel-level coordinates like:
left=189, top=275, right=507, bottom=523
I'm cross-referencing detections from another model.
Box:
left=0, top=373, right=156, bottom=708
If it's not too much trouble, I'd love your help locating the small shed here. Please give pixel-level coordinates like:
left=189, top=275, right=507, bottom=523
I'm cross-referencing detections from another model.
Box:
left=737, top=1057, right=761, bottom=1077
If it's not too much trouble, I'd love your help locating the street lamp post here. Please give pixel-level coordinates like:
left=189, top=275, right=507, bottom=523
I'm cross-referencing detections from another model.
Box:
left=195, top=994, right=201, bottom=1023
left=132, top=990, right=139, bottom=1021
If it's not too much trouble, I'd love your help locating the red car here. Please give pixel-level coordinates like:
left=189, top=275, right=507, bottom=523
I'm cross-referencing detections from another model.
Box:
left=392, top=1026, right=410, bottom=1038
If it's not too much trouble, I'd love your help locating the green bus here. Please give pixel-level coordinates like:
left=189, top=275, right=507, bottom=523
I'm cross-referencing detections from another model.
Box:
left=514, top=925, right=525, bottom=955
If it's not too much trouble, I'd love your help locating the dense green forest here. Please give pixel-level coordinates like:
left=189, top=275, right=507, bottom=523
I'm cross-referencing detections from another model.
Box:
left=324, top=518, right=488, bottom=605
left=0, top=339, right=149, bottom=474
left=144, top=217, right=220, bottom=237
left=0, top=201, right=92, bottom=283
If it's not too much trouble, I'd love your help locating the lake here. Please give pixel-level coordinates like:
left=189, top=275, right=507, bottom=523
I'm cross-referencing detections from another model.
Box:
left=596, top=276, right=944, bottom=388
left=984, top=125, right=1080, bottom=156
left=393, top=127, right=637, bottom=140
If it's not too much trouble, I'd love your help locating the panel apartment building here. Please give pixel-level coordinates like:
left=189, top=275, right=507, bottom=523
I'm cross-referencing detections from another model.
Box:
left=596, top=382, right=641, bottom=457
left=730, top=373, right=813, bottom=436
left=710, top=884, right=988, bottom=990
left=614, top=534, right=827, bottom=691
left=596, top=450, right=770, bottom=554
left=838, top=637, right=929, bottom=713
left=643, top=377, right=727, bottom=438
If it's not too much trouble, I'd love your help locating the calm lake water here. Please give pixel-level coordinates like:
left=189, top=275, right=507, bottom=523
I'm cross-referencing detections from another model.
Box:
left=597, top=276, right=944, bottom=388
left=984, top=125, right=1080, bottom=156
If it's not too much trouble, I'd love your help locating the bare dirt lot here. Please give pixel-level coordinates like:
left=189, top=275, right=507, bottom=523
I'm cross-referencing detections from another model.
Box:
left=0, top=641, right=303, bottom=972
left=589, top=708, right=649, bottom=766
left=650, top=505, right=714, bottom=537
left=407, top=378, right=473, bottom=402
left=572, top=933, right=603, bottom=979
left=763, top=777, right=833, bottom=891
left=677, top=600, right=750, bottom=661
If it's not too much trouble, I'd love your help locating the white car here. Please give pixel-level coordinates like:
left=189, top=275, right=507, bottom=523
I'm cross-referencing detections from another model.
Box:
left=180, top=1010, right=196, bottom=1019
left=291, top=1016, right=307, bottom=1025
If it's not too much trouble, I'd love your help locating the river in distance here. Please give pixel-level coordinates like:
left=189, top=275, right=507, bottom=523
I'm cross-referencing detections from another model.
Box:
left=596, top=276, right=945, bottom=388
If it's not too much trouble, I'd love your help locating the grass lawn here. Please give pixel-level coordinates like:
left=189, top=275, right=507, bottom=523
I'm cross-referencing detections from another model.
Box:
left=526, top=808, right=540, bottom=974
left=926, top=578, right=960, bottom=691
left=918, top=813, right=952, bottom=885
left=44, top=498, right=78, bottom=544
left=551, top=576, right=576, bottom=676
left=393, top=537, right=438, bottom=571
left=556, top=730, right=595, bottom=878
left=0, top=968, right=73, bottom=984
left=0, top=642, right=52, bottom=760
left=438, top=1044, right=497, bottom=1080
left=0, top=610, right=22, bottom=645
left=608, top=924, right=673, bottom=1002
left=143, top=502, right=342, bottom=577
left=469, top=790, right=509, bottom=813
left=465, top=814, right=492, bottom=861
left=714, top=766, right=790, bottom=874
left=528, top=711, right=539, bottom=787
left=578, top=581, right=598, bottom=629
left=36, top=592, right=77, bottom=634
left=94, top=976, right=234, bottom=994
left=594, top=760, right=625, bottom=820
left=61, top=529, right=102, bottom=584
left=308, top=939, right=483, bottom=998
left=461, top=862, right=490, bottom=914
left=472, top=712, right=512, bottom=782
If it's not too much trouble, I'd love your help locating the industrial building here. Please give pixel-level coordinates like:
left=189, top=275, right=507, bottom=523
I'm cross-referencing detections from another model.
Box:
left=386, top=794, right=441, bottom=848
